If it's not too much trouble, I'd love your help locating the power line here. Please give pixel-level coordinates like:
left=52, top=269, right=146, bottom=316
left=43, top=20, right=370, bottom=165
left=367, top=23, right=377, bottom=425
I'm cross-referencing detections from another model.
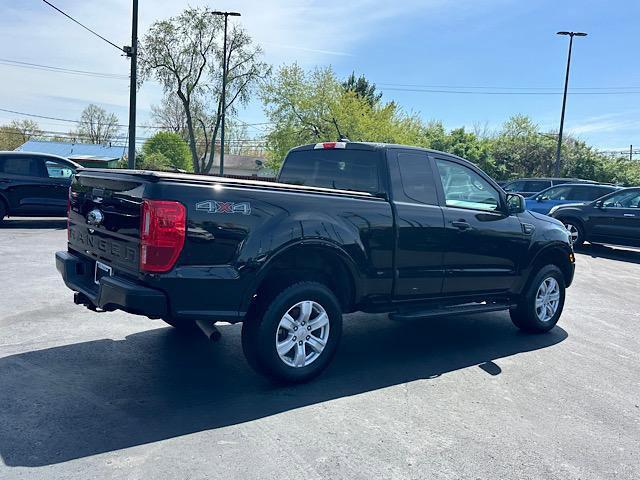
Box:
left=41, top=0, right=123, bottom=53
left=377, top=82, right=640, bottom=91
left=0, top=106, right=272, bottom=130
left=0, top=58, right=128, bottom=79
left=381, top=87, right=640, bottom=95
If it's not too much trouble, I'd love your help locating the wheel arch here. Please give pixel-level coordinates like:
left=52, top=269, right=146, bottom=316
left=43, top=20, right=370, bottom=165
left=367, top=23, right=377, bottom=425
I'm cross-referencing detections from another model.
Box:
left=522, top=244, right=575, bottom=293
left=242, top=240, right=361, bottom=317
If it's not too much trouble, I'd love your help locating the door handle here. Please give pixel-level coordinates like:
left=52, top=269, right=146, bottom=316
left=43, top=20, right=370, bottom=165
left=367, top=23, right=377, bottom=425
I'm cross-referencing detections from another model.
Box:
left=451, top=220, right=472, bottom=230
left=623, top=213, right=636, bottom=217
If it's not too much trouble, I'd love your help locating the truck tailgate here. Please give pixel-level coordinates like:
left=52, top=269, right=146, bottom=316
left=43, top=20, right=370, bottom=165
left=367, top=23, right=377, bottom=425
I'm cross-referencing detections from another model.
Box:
left=68, top=171, right=147, bottom=276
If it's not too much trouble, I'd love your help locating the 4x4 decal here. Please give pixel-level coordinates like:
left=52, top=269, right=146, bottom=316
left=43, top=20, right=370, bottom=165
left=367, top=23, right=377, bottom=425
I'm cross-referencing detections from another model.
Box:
left=196, top=200, right=251, bottom=215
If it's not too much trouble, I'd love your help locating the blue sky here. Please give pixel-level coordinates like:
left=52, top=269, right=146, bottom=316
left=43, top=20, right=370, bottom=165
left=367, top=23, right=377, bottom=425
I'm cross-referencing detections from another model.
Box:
left=0, top=0, right=638, bottom=151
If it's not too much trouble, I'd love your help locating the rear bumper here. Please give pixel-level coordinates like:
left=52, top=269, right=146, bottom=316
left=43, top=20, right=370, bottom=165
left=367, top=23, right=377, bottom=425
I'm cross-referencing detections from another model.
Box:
left=55, top=251, right=167, bottom=318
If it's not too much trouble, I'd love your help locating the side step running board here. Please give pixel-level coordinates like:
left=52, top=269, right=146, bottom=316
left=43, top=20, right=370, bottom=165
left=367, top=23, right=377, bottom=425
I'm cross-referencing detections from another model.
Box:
left=389, top=302, right=515, bottom=321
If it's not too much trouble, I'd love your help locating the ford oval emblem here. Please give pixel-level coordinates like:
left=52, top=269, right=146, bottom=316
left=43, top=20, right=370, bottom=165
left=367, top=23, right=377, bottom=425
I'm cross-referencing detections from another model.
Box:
left=86, top=209, right=104, bottom=226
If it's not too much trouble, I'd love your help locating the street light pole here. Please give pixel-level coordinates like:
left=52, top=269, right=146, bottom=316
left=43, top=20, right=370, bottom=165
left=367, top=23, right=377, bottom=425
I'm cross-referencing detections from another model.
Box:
left=211, top=11, right=241, bottom=176
left=125, top=0, right=138, bottom=169
left=554, top=31, right=587, bottom=176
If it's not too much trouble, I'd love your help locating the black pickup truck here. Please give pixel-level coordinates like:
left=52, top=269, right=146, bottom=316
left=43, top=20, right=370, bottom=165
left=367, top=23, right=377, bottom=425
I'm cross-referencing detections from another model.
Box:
left=56, top=141, right=575, bottom=383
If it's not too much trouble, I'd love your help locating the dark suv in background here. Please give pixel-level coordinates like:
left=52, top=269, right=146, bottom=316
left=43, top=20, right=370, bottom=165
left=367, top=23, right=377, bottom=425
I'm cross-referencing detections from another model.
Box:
left=502, top=177, right=597, bottom=198
left=550, top=187, right=640, bottom=247
left=0, top=152, right=80, bottom=223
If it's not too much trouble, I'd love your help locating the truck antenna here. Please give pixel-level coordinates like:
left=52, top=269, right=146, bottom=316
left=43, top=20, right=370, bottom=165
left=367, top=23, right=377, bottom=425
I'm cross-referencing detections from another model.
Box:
left=332, top=117, right=350, bottom=142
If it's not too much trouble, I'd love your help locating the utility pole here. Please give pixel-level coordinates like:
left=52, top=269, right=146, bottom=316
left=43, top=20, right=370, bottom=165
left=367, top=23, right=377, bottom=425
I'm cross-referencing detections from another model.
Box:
left=554, top=31, right=587, bottom=176
left=211, top=11, right=241, bottom=176
left=125, top=0, right=138, bottom=169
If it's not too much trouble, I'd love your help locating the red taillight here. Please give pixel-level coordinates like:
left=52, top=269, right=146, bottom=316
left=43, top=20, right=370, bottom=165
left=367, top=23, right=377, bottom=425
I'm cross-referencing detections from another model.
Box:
left=314, top=141, right=347, bottom=150
left=140, top=200, right=186, bottom=273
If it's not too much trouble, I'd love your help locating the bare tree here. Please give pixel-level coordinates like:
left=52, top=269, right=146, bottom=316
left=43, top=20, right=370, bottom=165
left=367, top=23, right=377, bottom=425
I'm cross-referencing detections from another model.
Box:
left=0, top=120, right=43, bottom=150
left=77, top=104, right=120, bottom=144
left=150, top=95, right=189, bottom=136
left=140, top=7, right=269, bottom=173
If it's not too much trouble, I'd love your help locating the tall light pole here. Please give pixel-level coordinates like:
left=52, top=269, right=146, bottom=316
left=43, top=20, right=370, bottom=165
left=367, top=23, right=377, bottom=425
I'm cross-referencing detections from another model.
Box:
left=124, top=0, right=138, bottom=169
left=554, top=31, right=587, bottom=176
left=211, top=11, right=241, bottom=176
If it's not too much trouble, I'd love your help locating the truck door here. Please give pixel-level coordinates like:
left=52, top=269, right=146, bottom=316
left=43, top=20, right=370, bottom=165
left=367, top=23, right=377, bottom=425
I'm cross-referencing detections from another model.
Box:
left=387, top=149, right=445, bottom=300
left=433, top=156, right=527, bottom=295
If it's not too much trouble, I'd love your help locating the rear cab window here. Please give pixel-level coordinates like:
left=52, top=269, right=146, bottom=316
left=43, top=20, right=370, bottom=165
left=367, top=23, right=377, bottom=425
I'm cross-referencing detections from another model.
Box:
left=278, top=148, right=381, bottom=193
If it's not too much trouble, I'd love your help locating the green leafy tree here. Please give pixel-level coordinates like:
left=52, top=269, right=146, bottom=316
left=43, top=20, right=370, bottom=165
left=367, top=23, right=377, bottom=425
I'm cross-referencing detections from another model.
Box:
left=342, top=72, right=382, bottom=107
left=141, top=131, right=192, bottom=172
left=139, top=152, right=171, bottom=171
left=261, top=64, right=426, bottom=168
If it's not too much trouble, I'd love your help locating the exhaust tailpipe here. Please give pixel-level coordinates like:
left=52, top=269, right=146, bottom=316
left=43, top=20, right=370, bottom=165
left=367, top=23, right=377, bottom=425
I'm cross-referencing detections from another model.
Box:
left=195, top=319, right=222, bottom=342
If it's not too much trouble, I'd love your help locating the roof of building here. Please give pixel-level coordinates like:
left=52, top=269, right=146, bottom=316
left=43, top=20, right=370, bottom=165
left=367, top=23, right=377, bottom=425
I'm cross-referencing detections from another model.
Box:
left=16, top=140, right=126, bottom=159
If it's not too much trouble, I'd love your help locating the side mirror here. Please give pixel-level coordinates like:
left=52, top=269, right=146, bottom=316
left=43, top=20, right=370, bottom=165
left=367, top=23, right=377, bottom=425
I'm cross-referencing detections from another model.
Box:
left=507, top=193, right=526, bottom=214
left=594, top=200, right=604, bottom=209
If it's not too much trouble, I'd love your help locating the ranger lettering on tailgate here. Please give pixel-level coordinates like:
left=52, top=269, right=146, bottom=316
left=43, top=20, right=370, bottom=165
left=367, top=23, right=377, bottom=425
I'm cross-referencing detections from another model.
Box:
left=69, top=228, right=137, bottom=264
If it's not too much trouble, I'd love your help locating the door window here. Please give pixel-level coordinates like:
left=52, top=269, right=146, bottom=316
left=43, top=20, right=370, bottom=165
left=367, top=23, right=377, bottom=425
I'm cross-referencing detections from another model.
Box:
left=537, top=186, right=572, bottom=201
left=45, top=160, right=75, bottom=179
left=396, top=152, right=437, bottom=204
left=436, top=159, right=501, bottom=212
left=602, top=190, right=640, bottom=208
left=0, top=156, right=43, bottom=177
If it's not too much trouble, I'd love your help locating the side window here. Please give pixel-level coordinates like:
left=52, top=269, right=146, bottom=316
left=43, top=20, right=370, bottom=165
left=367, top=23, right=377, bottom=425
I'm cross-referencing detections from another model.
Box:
left=603, top=190, right=640, bottom=208
left=435, top=159, right=501, bottom=212
left=45, top=160, right=75, bottom=179
left=581, top=186, right=610, bottom=201
left=396, top=152, right=437, bottom=204
left=0, top=156, right=43, bottom=177
left=539, top=186, right=571, bottom=201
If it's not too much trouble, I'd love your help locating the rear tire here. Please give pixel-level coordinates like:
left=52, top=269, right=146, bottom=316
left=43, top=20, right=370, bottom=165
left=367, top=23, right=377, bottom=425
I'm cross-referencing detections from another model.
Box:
left=510, top=265, right=565, bottom=333
left=0, top=201, right=6, bottom=225
left=242, top=281, right=343, bottom=384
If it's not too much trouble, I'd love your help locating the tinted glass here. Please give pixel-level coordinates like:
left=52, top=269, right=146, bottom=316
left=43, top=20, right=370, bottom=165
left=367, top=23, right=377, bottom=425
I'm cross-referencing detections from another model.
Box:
left=397, top=152, right=437, bottom=204
left=538, top=186, right=572, bottom=201
left=279, top=149, right=379, bottom=193
left=603, top=190, right=640, bottom=208
left=0, top=156, right=42, bottom=177
left=524, top=180, right=551, bottom=193
left=577, top=186, right=613, bottom=201
left=503, top=181, right=525, bottom=192
left=436, top=159, right=500, bottom=211
left=45, top=160, right=75, bottom=178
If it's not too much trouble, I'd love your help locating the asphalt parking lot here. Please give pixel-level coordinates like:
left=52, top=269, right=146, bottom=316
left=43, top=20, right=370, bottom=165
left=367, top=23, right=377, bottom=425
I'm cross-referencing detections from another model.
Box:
left=0, top=218, right=638, bottom=480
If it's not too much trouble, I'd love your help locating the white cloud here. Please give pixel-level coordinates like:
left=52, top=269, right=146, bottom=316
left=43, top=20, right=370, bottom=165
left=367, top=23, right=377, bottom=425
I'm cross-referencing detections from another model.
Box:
left=568, top=113, right=640, bottom=135
left=0, top=0, right=498, bottom=132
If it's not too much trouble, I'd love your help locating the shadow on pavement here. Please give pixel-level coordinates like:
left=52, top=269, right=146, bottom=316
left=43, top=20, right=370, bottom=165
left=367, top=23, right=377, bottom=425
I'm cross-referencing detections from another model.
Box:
left=0, top=313, right=567, bottom=467
left=578, top=243, right=640, bottom=265
left=0, top=218, right=67, bottom=230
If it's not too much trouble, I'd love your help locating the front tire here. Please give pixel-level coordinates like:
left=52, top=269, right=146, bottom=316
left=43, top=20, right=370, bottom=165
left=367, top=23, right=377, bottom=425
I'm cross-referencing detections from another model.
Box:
left=561, top=219, right=584, bottom=247
left=241, top=281, right=343, bottom=384
left=510, top=265, right=566, bottom=333
left=0, top=201, right=6, bottom=225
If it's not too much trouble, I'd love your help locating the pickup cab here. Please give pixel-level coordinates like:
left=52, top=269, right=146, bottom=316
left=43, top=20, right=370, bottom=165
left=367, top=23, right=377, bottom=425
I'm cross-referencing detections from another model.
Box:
left=56, top=142, right=575, bottom=383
